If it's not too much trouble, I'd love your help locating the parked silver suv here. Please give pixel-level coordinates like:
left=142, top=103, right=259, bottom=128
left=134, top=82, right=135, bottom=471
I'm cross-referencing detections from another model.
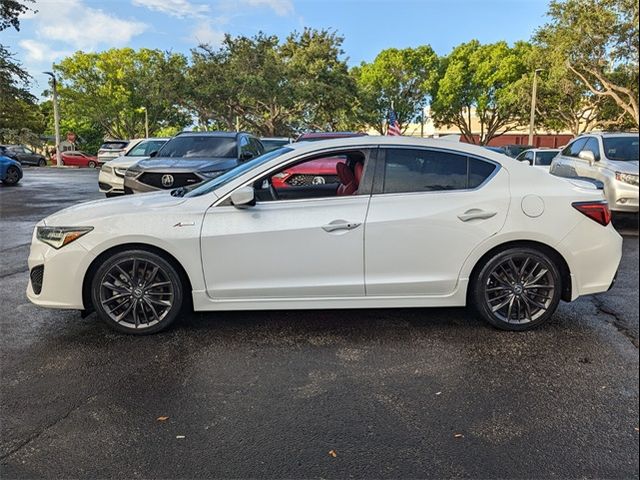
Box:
left=550, top=132, right=639, bottom=213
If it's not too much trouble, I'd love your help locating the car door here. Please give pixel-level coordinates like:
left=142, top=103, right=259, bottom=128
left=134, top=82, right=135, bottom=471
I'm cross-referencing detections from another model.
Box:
left=200, top=148, right=375, bottom=299
left=574, top=137, right=602, bottom=179
left=551, top=138, right=587, bottom=178
left=364, top=147, right=510, bottom=296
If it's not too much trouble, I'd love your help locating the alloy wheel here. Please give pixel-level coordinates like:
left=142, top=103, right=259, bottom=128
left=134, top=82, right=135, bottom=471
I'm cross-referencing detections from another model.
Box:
left=4, top=167, right=20, bottom=185
left=483, top=253, right=556, bottom=325
left=98, top=257, right=175, bottom=330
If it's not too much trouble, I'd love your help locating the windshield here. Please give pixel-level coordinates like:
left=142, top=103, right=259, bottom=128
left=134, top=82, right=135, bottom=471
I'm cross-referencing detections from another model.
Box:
left=126, top=140, right=166, bottom=156
left=536, top=151, right=559, bottom=165
left=157, top=136, right=237, bottom=159
left=603, top=137, right=639, bottom=162
left=185, top=147, right=293, bottom=198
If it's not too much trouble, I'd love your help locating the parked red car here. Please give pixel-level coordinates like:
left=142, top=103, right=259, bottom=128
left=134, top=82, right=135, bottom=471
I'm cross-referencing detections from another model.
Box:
left=59, top=151, right=100, bottom=168
left=272, top=132, right=367, bottom=188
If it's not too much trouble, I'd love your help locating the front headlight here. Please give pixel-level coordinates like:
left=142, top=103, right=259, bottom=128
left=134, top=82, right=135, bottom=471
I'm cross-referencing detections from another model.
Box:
left=615, top=172, right=639, bottom=186
left=125, top=169, right=141, bottom=178
left=36, top=226, right=93, bottom=249
left=201, top=170, right=225, bottom=179
left=101, top=165, right=113, bottom=174
left=114, top=167, right=127, bottom=177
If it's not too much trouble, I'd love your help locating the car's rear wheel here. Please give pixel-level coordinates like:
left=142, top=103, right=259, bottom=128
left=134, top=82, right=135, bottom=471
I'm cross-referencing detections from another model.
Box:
left=38, top=158, right=47, bottom=167
left=2, top=166, right=21, bottom=185
left=91, top=250, right=184, bottom=334
left=471, top=247, right=561, bottom=331
left=88, top=161, right=96, bottom=168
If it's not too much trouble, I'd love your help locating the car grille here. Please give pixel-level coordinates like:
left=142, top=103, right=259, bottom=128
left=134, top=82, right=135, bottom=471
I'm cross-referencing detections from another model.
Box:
left=30, top=265, right=44, bottom=295
left=286, top=174, right=340, bottom=187
left=138, top=172, right=202, bottom=189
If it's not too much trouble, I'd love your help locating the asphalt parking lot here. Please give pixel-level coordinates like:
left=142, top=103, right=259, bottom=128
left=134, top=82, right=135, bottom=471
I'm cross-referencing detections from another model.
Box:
left=1, top=168, right=638, bottom=479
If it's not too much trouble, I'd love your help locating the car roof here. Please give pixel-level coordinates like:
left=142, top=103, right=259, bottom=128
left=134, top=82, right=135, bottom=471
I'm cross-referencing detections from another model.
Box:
left=175, top=131, right=249, bottom=138
left=296, top=132, right=367, bottom=141
left=578, top=132, right=639, bottom=138
left=285, top=135, right=522, bottom=162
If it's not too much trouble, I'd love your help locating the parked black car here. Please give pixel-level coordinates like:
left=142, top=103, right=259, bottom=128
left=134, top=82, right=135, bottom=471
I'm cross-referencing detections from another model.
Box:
left=123, top=131, right=264, bottom=194
left=0, top=145, right=47, bottom=166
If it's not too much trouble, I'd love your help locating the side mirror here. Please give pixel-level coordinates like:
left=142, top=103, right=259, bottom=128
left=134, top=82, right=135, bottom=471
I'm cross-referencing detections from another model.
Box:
left=149, top=150, right=158, bottom=158
left=578, top=150, right=596, bottom=165
left=241, top=151, right=254, bottom=161
left=230, top=186, right=255, bottom=208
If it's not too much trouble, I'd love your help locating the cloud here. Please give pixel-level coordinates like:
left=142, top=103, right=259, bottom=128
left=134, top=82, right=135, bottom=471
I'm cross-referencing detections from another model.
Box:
left=19, top=39, right=71, bottom=63
left=242, top=0, right=294, bottom=16
left=189, top=21, right=226, bottom=46
left=22, top=0, right=148, bottom=51
left=131, top=0, right=210, bottom=18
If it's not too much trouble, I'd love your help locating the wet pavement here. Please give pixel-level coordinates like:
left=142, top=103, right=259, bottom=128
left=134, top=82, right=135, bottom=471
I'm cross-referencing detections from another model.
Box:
left=1, top=168, right=638, bottom=479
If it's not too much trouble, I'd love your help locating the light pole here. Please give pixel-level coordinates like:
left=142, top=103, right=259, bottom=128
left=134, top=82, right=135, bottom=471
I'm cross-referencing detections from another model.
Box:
left=141, top=106, right=149, bottom=138
left=528, top=68, right=543, bottom=146
left=43, top=71, right=61, bottom=167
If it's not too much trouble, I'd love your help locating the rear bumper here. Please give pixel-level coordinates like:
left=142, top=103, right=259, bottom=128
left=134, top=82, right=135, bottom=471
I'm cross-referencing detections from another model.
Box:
left=558, top=220, right=623, bottom=300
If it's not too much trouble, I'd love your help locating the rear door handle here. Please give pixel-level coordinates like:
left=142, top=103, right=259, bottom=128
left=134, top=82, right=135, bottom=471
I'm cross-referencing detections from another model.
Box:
left=322, top=221, right=362, bottom=233
left=458, top=209, right=497, bottom=222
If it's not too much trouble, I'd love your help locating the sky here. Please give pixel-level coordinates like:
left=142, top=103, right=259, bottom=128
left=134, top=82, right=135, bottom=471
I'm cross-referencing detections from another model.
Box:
left=3, top=0, right=552, bottom=97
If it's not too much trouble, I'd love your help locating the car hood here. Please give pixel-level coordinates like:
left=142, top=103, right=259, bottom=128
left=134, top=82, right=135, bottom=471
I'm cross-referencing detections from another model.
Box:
left=604, top=159, right=639, bottom=173
left=43, top=191, right=189, bottom=227
left=107, top=155, right=148, bottom=168
left=133, top=157, right=238, bottom=173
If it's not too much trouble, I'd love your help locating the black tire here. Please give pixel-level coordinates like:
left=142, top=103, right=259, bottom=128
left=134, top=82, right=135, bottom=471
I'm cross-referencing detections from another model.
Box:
left=88, top=161, right=96, bottom=168
left=91, top=249, right=184, bottom=334
left=38, top=158, right=47, bottom=167
left=2, top=166, right=21, bottom=185
left=471, top=247, right=562, bottom=331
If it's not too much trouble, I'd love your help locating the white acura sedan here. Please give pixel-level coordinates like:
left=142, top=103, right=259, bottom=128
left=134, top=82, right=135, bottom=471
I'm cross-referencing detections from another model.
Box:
left=27, top=137, right=622, bottom=334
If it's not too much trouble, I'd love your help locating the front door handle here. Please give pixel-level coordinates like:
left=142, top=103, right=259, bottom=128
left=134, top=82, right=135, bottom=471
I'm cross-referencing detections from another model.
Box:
left=322, top=221, right=362, bottom=233
left=458, top=209, right=497, bottom=222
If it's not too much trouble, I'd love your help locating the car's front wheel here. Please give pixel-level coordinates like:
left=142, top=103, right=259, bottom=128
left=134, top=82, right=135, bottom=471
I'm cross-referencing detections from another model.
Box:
left=2, top=166, right=21, bottom=185
left=471, top=247, right=562, bottom=331
left=88, top=161, right=96, bottom=168
left=91, top=250, right=184, bottom=334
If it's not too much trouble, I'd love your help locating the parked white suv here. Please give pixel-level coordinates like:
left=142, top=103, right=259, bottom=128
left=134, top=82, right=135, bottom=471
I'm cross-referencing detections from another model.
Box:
left=98, top=138, right=168, bottom=197
left=550, top=132, right=639, bottom=213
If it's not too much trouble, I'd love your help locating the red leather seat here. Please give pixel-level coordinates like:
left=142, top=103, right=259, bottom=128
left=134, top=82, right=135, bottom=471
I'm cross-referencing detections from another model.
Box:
left=336, top=162, right=357, bottom=196
left=354, top=162, right=364, bottom=185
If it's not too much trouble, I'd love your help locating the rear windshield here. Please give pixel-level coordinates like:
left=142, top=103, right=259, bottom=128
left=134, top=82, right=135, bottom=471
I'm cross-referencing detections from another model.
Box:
left=100, top=142, right=128, bottom=150
left=603, top=137, right=639, bottom=162
left=536, top=151, right=559, bottom=165
left=157, top=136, right=237, bottom=158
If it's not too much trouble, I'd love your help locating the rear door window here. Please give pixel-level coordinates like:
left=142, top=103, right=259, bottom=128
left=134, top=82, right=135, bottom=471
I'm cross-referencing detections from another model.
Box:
left=381, top=148, right=497, bottom=194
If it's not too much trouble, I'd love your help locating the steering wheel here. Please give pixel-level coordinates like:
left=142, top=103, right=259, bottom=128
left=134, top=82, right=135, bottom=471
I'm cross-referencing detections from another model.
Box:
left=266, top=177, right=279, bottom=201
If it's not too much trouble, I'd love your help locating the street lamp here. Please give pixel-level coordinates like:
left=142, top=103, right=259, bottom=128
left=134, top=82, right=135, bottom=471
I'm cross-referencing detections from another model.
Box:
left=528, top=68, right=543, bottom=146
left=43, top=71, right=62, bottom=167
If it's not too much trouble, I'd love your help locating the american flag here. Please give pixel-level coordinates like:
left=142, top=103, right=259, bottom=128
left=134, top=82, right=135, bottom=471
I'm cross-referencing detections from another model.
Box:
left=387, top=111, right=401, bottom=136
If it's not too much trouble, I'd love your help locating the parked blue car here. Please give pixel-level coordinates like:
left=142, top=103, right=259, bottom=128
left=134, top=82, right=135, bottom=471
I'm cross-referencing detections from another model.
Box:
left=0, top=155, right=23, bottom=185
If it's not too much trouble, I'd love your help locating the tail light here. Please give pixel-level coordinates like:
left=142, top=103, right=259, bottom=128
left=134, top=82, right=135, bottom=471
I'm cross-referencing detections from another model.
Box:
left=572, top=201, right=611, bottom=226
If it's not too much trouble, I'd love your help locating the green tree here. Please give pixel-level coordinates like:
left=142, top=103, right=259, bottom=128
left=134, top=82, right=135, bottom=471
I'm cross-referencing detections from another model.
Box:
left=353, top=46, right=438, bottom=134
left=184, top=29, right=357, bottom=136
left=54, top=48, right=190, bottom=139
left=0, top=0, right=43, bottom=140
left=535, top=0, right=639, bottom=128
left=430, top=41, right=529, bottom=145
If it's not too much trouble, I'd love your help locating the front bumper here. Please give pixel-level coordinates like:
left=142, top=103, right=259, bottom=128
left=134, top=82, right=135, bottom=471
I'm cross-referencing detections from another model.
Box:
left=98, top=168, right=125, bottom=194
left=606, top=180, right=639, bottom=212
left=26, top=228, right=96, bottom=309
